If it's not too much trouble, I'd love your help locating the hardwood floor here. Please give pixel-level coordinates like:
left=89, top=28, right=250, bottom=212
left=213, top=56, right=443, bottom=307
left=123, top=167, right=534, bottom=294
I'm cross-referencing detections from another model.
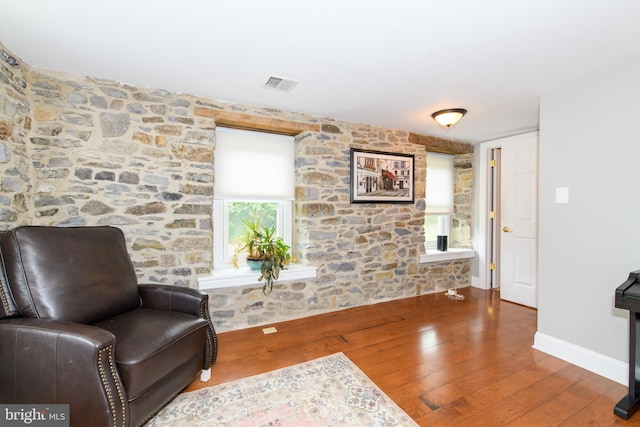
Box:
left=186, top=287, right=636, bottom=426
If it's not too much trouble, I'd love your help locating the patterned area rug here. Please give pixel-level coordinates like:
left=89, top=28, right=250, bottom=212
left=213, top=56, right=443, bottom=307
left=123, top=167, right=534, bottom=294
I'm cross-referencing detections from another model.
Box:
left=145, top=352, right=417, bottom=427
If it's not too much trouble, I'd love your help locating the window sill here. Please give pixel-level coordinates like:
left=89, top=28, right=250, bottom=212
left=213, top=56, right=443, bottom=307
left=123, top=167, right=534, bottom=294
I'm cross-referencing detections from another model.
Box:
left=198, top=263, right=317, bottom=290
left=420, top=248, right=475, bottom=263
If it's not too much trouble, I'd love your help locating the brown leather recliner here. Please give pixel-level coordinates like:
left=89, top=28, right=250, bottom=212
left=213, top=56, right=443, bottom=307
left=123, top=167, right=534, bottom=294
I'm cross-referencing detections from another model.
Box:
left=0, top=226, right=218, bottom=427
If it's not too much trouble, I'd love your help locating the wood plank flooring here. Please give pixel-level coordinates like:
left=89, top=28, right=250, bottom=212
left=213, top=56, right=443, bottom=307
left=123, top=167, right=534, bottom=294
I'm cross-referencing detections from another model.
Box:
left=185, top=287, right=636, bottom=426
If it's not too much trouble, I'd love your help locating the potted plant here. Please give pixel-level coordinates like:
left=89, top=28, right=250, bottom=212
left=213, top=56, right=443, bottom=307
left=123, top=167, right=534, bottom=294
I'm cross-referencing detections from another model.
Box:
left=239, top=214, right=291, bottom=294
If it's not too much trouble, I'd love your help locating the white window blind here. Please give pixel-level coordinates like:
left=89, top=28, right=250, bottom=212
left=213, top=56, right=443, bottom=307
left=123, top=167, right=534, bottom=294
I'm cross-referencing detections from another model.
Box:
left=425, top=152, right=454, bottom=214
left=214, top=127, right=295, bottom=200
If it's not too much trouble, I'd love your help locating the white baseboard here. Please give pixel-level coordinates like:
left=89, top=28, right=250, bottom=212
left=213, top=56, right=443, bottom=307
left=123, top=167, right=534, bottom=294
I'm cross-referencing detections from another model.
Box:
left=533, top=332, right=628, bottom=386
left=471, top=275, right=489, bottom=289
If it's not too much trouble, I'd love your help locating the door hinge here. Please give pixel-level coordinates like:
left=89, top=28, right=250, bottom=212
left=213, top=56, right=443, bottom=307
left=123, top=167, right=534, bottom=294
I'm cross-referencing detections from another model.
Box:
left=490, top=159, right=496, bottom=168
left=490, top=262, right=496, bottom=271
left=489, top=211, right=496, bottom=219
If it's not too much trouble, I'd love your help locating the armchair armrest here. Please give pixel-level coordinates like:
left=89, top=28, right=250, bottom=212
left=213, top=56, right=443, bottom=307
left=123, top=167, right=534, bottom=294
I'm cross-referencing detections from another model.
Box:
left=138, top=284, right=206, bottom=315
left=0, top=318, right=128, bottom=427
left=138, top=284, right=218, bottom=369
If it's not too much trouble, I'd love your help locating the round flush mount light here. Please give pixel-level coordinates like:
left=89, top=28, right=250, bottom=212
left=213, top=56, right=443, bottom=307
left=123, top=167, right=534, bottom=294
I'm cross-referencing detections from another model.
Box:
left=431, top=108, right=467, bottom=129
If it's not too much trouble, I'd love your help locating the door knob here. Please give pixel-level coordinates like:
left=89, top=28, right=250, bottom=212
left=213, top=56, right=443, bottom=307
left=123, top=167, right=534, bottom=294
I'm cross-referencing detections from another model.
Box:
left=502, top=226, right=512, bottom=233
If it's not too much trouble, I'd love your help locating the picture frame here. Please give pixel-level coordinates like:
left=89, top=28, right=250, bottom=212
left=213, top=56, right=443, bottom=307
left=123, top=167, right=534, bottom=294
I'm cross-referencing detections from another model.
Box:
left=350, top=148, right=415, bottom=203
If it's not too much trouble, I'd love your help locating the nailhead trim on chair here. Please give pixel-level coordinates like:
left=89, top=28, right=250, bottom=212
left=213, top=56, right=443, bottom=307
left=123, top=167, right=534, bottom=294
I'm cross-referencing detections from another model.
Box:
left=98, top=347, right=117, bottom=427
left=98, top=345, right=126, bottom=427
left=0, top=278, right=11, bottom=315
left=200, top=300, right=217, bottom=366
left=0, top=234, right=15, bottom=317
left=109, top=348, right=127, bottom=426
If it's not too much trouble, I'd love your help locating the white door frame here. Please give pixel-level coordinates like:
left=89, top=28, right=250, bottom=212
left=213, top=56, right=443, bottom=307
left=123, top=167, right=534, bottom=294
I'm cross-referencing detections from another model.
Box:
left=475, top=131, right=539, bottom=290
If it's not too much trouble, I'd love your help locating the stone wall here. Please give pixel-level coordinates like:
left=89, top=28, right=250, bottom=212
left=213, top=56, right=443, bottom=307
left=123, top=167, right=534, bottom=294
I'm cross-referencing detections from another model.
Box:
left=2, top=60, right=220, bottom=285
left=210, top=133, right=474, bottom=330
left=0, top=47, right=31, bottom=226
left=451, top=153, right=473, bottom=248
left=296, top=125, right=425, bottom=303
left=0, top=41, right=473, bottom=332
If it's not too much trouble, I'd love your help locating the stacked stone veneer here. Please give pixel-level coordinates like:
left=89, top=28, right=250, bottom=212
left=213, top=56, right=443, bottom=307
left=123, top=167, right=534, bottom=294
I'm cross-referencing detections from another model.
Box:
left=0, top=42, right=473, bottom=332
left=451, top=153, right=473, bottom=248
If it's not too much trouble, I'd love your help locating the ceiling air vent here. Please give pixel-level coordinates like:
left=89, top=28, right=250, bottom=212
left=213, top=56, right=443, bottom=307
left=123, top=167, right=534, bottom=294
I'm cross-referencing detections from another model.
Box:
left=264, top=75, right=298, bottom=92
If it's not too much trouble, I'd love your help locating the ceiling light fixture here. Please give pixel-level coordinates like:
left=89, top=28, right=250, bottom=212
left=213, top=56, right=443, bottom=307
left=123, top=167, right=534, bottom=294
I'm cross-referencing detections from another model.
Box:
left=431, top=108, right=467, bottom=129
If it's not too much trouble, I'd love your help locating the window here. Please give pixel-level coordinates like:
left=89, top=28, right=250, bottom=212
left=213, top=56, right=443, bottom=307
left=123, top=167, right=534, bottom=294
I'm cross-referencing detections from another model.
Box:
left=424, top=214, right=451, bottom=251
left=215, top=200, right=291, bottom=265
left=425, top=152, right=454, bottom=251
left=213, top=128, right=294, bottom=269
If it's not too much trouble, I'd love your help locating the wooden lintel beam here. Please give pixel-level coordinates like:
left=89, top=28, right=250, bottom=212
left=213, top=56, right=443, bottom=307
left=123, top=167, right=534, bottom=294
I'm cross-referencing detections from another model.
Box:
left=408, top=132, right=474, bottom=154
left=194, top=107, right=320, bottom=136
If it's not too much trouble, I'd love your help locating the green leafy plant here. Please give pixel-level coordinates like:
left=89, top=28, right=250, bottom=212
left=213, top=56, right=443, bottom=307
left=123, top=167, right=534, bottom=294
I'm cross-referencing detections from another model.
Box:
left=239, top=214, right=291, bottom=294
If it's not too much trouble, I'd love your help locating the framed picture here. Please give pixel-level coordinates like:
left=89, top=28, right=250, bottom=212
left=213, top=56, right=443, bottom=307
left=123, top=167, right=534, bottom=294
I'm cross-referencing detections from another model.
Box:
left=350, top=148, right=415, bottom=203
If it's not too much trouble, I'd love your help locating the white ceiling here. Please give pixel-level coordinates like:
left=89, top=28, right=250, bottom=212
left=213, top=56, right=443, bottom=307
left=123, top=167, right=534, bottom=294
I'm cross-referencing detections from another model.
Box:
left=2, top=0, right=640, bottom=143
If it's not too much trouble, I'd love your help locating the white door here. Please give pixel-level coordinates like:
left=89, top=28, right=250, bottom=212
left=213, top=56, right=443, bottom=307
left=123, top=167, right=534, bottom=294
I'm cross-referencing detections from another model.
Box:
left=500, top=133, right=538, bottom=308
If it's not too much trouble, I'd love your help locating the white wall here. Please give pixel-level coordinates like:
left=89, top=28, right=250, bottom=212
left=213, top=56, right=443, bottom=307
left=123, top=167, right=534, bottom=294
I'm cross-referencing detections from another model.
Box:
left=537, top=63, right=640, bottom=370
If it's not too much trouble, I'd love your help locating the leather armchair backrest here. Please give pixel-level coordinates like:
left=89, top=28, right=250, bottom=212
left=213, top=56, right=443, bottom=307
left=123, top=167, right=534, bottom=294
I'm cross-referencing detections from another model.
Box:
left=0, top=226, right=140, bottom=324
